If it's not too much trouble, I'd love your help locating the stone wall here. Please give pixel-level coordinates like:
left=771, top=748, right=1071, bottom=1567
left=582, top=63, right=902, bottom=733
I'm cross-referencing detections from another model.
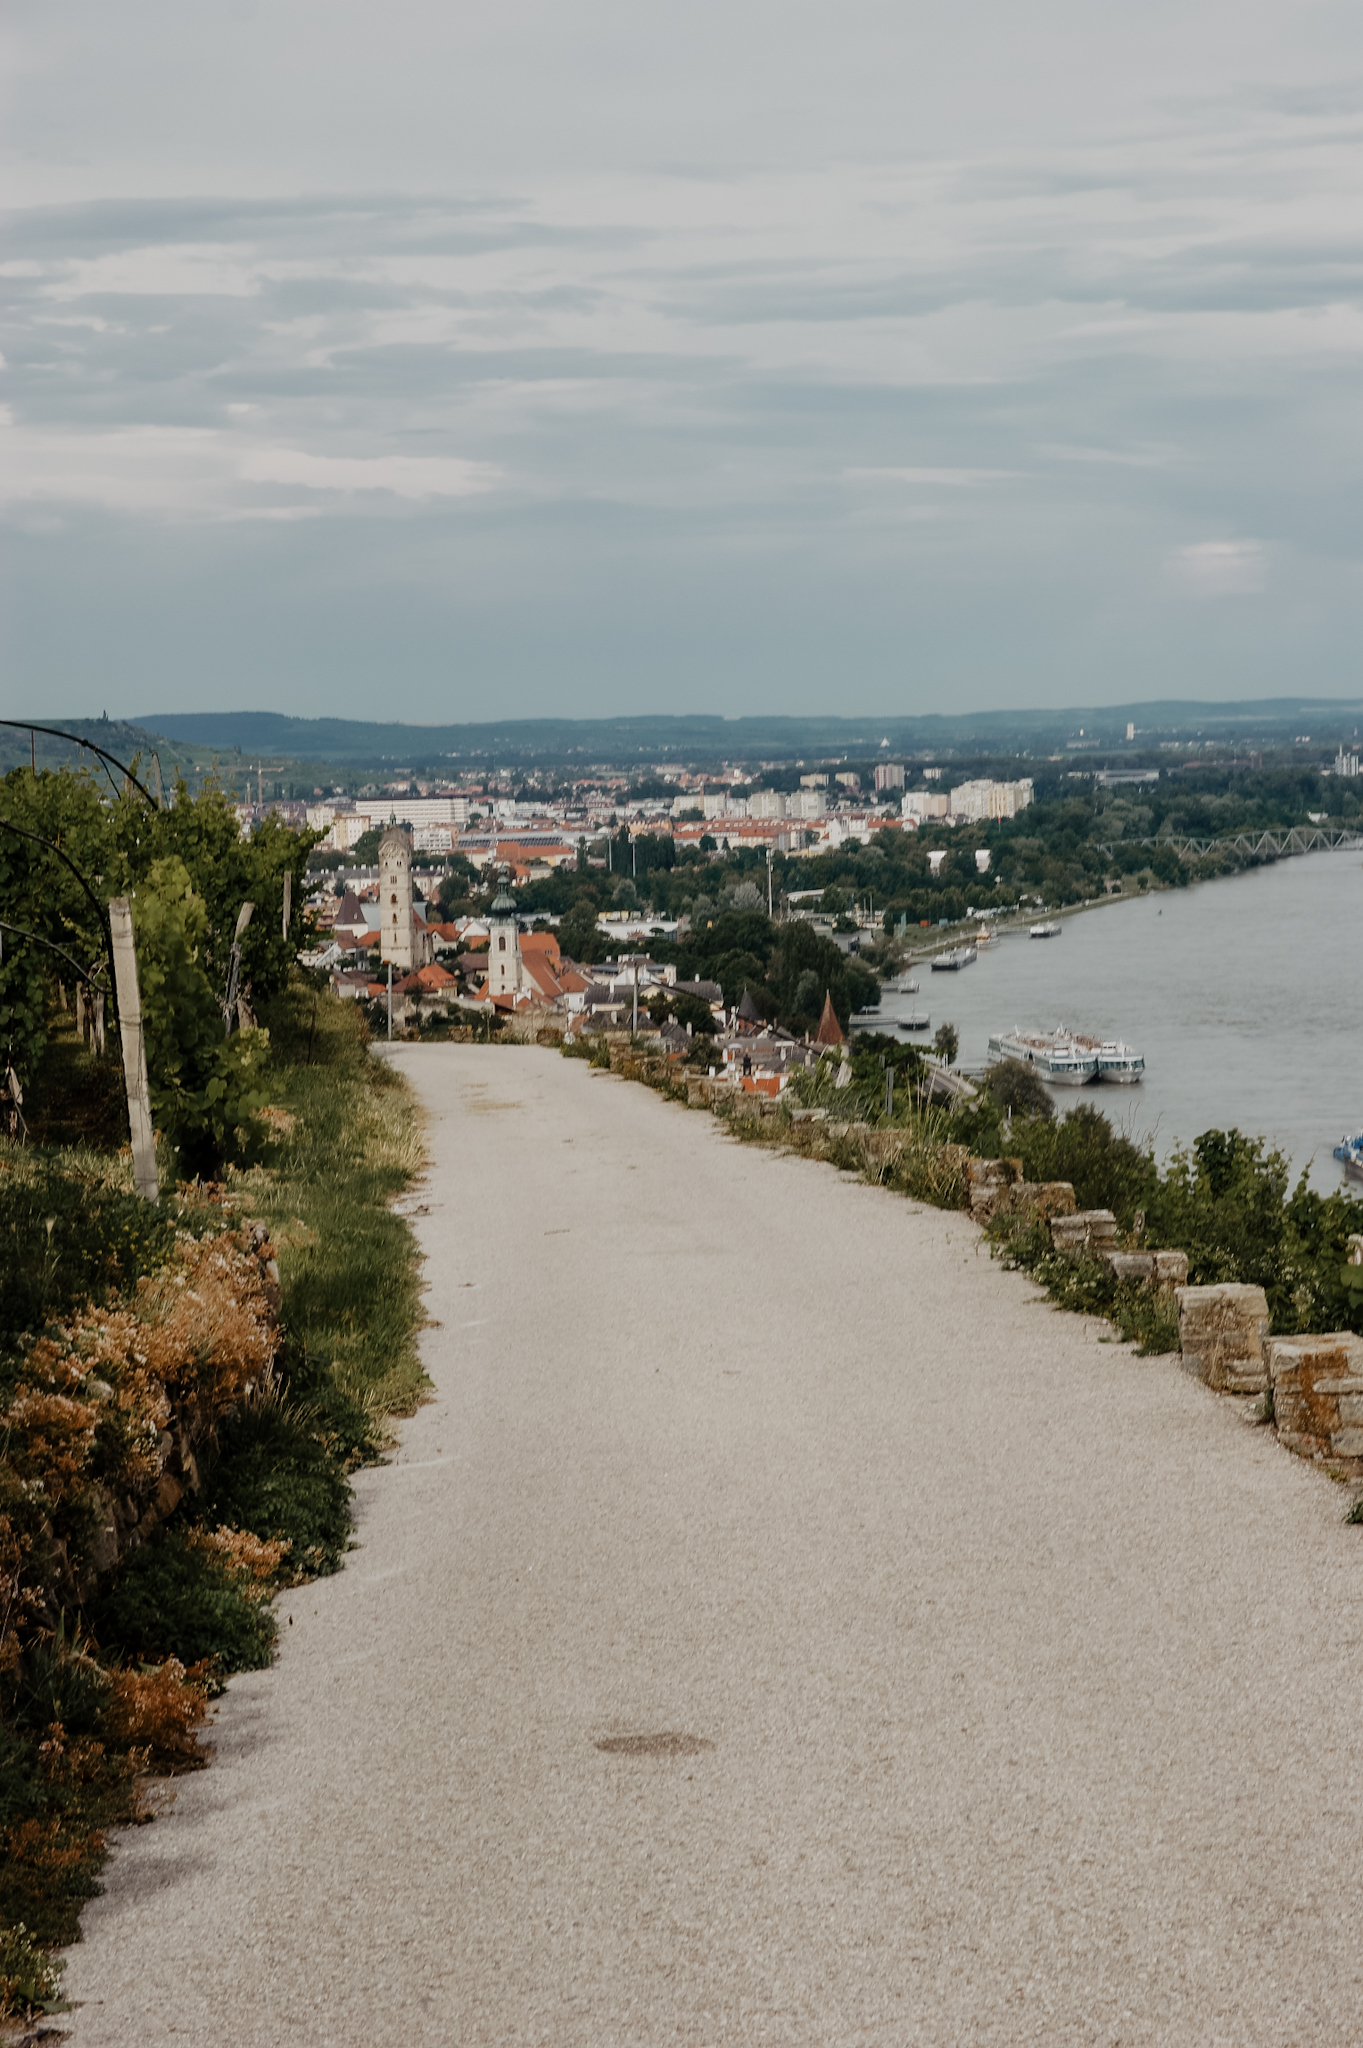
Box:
left=1175, top=1283, right=1271, bottom=1394
left=1267, top=1333, right=1363, bottom=1460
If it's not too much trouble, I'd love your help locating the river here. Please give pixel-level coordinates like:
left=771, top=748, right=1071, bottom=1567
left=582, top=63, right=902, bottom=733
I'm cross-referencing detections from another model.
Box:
left=863, top=848, right=1362, bottom=1193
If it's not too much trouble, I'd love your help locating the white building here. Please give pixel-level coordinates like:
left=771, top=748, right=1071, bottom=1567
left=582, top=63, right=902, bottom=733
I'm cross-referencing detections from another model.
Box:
left=749, top=790, right=789, bottom=820
left=414, top=824, right=456, bottom=853
left=873, top=763, right=906, bottom=792
left=948, top=778, right=1034, bottom=822
left=903, top=790, right=950, bottom=821
left=790, top=788, right=825, bottom=819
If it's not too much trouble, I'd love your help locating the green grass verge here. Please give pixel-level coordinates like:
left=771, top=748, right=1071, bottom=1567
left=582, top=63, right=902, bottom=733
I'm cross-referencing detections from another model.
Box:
left=244, top=980, right=426, bottom=1425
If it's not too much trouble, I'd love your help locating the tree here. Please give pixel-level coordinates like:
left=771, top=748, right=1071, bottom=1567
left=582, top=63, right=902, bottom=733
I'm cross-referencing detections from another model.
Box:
left=933, top=1022, right=959, bottom=1066
left=131, top=857, right=271, bottom=1178
left=986, top=1056, right=1054, bottom=1121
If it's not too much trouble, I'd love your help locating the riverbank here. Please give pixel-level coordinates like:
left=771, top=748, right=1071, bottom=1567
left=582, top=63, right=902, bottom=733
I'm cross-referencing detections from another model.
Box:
left=868, top=846, right=1363, bottom=1192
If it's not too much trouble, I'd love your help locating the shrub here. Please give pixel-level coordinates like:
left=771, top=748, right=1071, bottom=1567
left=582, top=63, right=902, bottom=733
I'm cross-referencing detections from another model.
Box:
left=0, top=1921, right=62, bottom=2018
left=986, top=1057, right=1054, bottom=1122
left=89, top=1530, right=276, bottom=1676
left=199, top=1400, right=352, bottom=1578
left=1011, top=1103, right=1156, bottom=1224
left=102, top=1659, right=210, bottom=1774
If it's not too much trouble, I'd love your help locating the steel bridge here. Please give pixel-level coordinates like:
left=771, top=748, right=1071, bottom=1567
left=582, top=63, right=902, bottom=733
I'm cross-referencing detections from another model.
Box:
left=1096, top=824, right=1363, bottom=863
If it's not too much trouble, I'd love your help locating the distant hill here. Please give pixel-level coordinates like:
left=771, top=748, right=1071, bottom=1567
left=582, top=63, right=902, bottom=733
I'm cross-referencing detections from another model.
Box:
left=0, top=715, right=202, bottom=784
left=133, top=699, right=1363, bottom=768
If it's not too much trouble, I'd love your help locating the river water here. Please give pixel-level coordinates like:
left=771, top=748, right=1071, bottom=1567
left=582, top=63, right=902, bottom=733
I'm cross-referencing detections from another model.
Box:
left=863, top=848, right=1363, bottom=1192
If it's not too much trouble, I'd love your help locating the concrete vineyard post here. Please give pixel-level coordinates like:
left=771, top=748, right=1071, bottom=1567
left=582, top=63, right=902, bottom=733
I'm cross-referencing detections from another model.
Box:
left=108, top=896, right=159, bottom=1204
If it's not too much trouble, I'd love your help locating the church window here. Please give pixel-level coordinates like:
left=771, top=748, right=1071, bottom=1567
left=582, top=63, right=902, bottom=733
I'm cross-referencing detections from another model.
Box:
left=498, top=935, right=506, bottom=952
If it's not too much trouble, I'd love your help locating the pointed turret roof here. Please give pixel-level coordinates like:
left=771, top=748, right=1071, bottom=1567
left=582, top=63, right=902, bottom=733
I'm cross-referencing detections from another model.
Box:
left=737, top=988, right=760, bottom=1025
left=813, top=991, right=845, bottom=1048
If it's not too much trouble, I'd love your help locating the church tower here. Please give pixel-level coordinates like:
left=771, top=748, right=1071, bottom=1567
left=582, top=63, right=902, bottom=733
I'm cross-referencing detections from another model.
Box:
left=380, top=825, right=414, bottom=973
left=486, top=867, right=522, bottom=1000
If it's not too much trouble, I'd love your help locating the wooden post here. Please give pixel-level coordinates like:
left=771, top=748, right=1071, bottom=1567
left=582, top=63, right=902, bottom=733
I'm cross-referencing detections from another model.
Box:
left=108, top=898, right=159, bottom=1203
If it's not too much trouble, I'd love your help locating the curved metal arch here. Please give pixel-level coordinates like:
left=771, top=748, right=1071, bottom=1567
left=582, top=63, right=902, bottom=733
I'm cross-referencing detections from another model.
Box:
left=0, top=720, right=158, bottom=808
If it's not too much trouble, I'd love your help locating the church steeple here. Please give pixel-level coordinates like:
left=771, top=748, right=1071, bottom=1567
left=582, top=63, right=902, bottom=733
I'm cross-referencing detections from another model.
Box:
left=486, top=864, right=523, bottom=1000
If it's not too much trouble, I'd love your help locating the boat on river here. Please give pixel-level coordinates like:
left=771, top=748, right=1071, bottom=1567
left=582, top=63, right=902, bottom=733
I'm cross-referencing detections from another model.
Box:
left=1029, top=920, right=1062, bottom=938
left=988, top=1027, right=1145, bottom=1087
left=1334, top=1133, right=1363, bottom=1182
left=1095, top=1040, right=1145, bottom=1084
left=897, top=1012, right=931, bottom=1031
left=989, top=1028, right=1097, bottom=1084
left=930, top=946, right=977, bottom=971
left=893, top=975, right=921, bottom=993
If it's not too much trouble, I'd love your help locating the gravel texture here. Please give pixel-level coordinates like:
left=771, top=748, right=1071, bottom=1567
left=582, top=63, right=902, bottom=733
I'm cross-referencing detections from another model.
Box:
left=63, top=1046, right=1363, bottom=2044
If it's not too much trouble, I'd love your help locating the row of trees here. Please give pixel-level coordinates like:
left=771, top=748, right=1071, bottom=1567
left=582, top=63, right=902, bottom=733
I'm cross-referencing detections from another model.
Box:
left=1, top=767, right=315, bottom=1175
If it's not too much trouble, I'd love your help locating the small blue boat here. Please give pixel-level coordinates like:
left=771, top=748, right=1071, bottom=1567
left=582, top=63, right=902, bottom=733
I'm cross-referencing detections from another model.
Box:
left=1333, top=1134, right=1363, bottom=1182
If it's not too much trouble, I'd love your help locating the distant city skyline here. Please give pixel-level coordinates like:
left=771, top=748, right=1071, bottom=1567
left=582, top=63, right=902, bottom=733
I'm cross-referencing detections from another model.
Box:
left=3, top=1, right=1361, bottom=719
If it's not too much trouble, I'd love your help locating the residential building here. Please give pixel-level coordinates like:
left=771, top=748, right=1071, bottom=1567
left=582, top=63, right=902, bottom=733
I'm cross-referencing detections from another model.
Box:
left=947, top=778, right=1034, bottom=821
left=874, top=763, right=906, bottom=792
left=749, top=790, right=788, bottom=820
left=903, top=791, right=951, bottom=821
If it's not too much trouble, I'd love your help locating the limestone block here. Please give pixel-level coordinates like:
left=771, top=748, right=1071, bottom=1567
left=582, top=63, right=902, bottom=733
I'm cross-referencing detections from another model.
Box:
left=1102, top=1249, right=1189, bottom=1289
left=1175, top=1283, right=1270, bottom=1394
left=1267, top=1331, right=1363, bottom=1457
left=1049, top=1208, right=1119, bottom=1256
left=968, top=1156, right=1023, bottom=1188
left=969, top=1173, right=1075, bottom=1227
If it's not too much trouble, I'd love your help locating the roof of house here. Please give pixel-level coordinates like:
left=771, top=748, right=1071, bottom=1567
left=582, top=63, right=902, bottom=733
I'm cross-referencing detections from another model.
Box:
left=814, top=992, right=846, bottom=1048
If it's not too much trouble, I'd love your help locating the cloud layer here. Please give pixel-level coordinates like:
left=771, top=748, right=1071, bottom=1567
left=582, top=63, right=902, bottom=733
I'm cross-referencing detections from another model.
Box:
left=2, top=2, right=1362, bottom=716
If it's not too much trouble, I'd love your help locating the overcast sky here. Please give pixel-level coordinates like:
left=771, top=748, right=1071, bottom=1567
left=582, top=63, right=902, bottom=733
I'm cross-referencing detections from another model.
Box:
left=2, top=1, right=1361, bottom=723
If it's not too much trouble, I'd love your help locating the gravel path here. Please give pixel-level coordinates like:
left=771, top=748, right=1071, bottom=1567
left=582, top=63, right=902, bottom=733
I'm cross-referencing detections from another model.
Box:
left=64, top=1046, right=1363, bottom=2044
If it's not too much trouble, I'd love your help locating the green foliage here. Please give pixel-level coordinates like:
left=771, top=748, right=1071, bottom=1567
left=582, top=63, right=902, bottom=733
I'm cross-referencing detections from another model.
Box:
left=200, top=1398, right=353, bottom=1578
left=89, top=1531, right=276, bottom=1674
left=986, top=1056, right=1054, bottom=1121
left=0, top=1162, right=176, bottom=1376
left=131, top=856, right=271, bottom=1178
left=0, top=1921, right=63, bottom=2017
left=933, top=1021, right=959, bottom=1065
left=248, top=981, right=426, bottom=1417
left=1144, top=1129, right=1363, bottom=1333
left=1011, top=1103, right=1156, bottom=1225
left=108, top=778, right=316, bottom=1009
left=992, top=1222, right=1182, bottom=1353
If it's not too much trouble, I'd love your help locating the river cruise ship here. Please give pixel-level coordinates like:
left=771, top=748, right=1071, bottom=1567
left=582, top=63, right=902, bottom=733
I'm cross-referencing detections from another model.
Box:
left=988, top=1028, right=1145, bottom=1086
left=930, top=946, right=977, bottom=971
left=1029, top=919, right=1062, bottom=938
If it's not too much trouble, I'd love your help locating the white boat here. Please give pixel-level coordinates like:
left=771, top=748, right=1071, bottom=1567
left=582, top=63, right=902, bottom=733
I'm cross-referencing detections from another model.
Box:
left=894, top=975, right=921, bottom=993
left=1029, top=920, right=1062, bottom=938
left=930, top=946, right=977, bottom=972
left=898, top=1013, right=931, bottom=1031
left=1095, top=1040, right=1144, bottom=1084
left=988, top=1026, right=1144, bottom=1087
left=988, top=1027, right=1098, bottom=1086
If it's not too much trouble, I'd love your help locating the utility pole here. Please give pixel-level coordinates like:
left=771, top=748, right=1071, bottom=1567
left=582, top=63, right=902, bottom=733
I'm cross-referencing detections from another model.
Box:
left=632, top=960, right=638, bottom=1036
left=387, top=962, right=393, bottom=1041
left=767, top=847, right=774, bottom=918
left=108, top=898, right=159, bottom=1203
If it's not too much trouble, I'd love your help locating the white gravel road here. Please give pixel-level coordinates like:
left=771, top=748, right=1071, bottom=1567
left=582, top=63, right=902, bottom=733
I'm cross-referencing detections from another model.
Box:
left=63, top=1046, right=1363, bottom=2044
